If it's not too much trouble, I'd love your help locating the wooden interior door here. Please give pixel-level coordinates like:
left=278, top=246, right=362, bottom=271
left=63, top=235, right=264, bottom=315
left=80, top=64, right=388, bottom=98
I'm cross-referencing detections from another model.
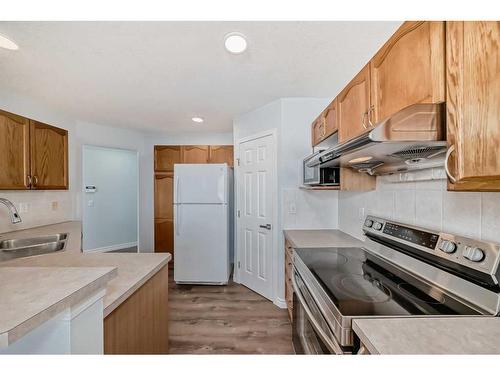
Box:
left=154, top=173, right=174, bottom=255
left=337, top=64, right=371, bottom=144
left=446, top=21, right=500, bottom=191
left=154, top=146, right=181, bottom=172
left=0, top=109, right=30, bottom=189
left=208, top=145, right=234, bottom=166
left=181, top=145, right=209, bottom=163
left=30, top=120, right=68, bottom=190
left=370, top=21, right=445, bottom=122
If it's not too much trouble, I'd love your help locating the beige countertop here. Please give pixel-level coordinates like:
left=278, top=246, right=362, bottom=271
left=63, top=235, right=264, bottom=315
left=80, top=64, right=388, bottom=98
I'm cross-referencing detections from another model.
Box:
left=0, top=266, right=116, bottom=348
left=284, top=229, right=365, bottom=249
left=0, top=221, right=171, bottom=346
left=353, top=317, right=500, bottom=354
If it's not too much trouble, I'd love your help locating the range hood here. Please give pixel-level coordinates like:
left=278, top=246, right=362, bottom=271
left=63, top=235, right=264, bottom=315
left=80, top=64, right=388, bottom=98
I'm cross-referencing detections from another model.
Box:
left=319, top=102, right=447, bottom=175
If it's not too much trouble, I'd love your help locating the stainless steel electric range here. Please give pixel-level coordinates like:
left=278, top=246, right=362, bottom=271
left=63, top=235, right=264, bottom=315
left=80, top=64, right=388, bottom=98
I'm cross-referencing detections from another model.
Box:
left=292, top=215, right=500, bottom=354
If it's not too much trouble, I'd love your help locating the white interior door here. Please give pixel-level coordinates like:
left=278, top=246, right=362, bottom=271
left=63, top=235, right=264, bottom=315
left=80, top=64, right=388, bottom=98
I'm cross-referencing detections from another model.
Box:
left=237, top=132, right=276, bottom=300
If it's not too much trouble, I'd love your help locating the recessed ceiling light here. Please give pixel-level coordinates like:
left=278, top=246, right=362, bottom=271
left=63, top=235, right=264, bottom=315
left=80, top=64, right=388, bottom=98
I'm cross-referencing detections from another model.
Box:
left=0, top=34, right=19, bottom=51
left=224, top=32, right=247, bottom=54
left=192, top=117, right=204, bottom=123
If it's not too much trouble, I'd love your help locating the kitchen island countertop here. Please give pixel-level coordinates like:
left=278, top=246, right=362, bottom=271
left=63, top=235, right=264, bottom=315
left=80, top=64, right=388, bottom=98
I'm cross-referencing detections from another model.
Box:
left=0, top=221, right=171, bottom=347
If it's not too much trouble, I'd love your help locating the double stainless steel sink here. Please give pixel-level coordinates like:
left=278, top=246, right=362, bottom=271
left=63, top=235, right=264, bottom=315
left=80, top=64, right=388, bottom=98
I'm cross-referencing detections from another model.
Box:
left=0, top=233, right=68, bottom=262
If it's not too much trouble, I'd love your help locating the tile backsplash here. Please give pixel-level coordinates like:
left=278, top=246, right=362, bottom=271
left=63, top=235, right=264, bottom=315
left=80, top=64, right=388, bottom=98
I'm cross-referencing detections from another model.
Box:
left=0, top=191, right=75, bottom=234
left=339, top=172, right=500, bottom=243
left=283, top=188, right=339, bottom=229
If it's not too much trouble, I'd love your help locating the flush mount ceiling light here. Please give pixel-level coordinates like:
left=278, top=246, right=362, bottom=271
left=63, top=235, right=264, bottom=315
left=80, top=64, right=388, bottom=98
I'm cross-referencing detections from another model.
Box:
left=224, top=32, right=247, bottom=54
left=0, top=34, right=19, bottom=50
left=192, top=117, right=204, bottom=123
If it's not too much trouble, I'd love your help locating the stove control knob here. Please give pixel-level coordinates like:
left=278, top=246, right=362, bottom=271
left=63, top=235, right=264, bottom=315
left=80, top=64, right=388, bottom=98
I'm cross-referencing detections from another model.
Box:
left=463, top=246, right=485, bottom=262
left=364, top=219, right=374, bottom=228
left=439, top=240, right=457, bottom=254
left=373, top=222, right=383, bottom=231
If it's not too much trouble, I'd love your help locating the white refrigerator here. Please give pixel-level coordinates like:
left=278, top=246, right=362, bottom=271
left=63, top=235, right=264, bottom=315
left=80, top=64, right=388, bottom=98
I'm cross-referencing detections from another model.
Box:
left=173, top=164, right=233, bottom=285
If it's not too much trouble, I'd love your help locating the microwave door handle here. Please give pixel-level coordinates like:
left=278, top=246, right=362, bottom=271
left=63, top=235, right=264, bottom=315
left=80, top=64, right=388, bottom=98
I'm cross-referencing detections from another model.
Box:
left=292, top=271, right=345, bottom=355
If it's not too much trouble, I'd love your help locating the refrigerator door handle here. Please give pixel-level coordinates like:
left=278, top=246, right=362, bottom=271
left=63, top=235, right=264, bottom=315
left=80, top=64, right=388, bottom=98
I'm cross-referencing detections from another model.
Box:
left=175, top=175, right=180, bottom=204
left=176, top=204, right=181, bottom=236
left=217, top=167, right=226, bottom=203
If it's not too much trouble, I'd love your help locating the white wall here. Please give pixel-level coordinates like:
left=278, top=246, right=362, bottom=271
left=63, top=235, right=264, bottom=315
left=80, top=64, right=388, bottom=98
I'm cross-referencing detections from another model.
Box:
left=82, top=145, right=138, bottom=251
left=338, top=172, right=500, bottom=244
left=233, top=97, right=337, bottom=306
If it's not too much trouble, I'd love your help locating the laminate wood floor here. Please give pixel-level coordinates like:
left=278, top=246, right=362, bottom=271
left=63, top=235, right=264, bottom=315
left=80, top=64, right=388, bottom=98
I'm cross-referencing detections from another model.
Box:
left=169, top=274, right=294, bottom=354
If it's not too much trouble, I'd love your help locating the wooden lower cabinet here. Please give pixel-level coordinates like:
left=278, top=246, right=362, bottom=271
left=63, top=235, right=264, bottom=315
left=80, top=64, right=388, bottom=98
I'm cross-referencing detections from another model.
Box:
left=104, top=265, right=169, bottom=354
left=284, top=240, right=294, bottom=321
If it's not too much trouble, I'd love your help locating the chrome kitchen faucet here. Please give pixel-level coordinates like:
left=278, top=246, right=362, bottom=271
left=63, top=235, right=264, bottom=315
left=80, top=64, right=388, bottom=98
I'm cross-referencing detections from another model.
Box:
left=0, top=198, right=22, bottom=224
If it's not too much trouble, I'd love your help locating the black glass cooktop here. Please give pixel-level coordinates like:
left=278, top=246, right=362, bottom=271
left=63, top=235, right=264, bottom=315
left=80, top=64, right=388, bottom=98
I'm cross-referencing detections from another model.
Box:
left=295, top=247, right=481, bottom=317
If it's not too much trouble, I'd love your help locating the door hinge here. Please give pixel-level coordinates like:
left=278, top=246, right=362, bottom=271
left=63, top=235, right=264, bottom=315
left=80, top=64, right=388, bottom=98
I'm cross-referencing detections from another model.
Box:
left=238, top=261, right=241, bottom=269
left=237, top=210, right=240, bottom=218
left=236, top=158, right=240, bottom=166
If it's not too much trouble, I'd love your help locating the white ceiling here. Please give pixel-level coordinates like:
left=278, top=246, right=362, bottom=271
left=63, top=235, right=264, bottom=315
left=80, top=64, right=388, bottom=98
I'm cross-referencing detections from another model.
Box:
left=0, top=21, right=401, bottom=133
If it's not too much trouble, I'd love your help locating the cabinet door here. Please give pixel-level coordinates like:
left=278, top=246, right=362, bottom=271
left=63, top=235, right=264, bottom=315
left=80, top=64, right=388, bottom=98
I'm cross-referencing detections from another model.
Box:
left=181, top=145, right=209, bottom=163
left=370, top=21, right=445, bottom=122
left=0, top=109, right=30, bottom=189
left=154, top=218, right=174, bottom=254
left=30, top=120, right=68, bottom=190
left=311, top=116, right=324, bottom=146
left=337, top=64, right=371, bottom=144
left=446, top=21, right=500, bottom=191
left=208, top=145, right=234, bottom=166
left=154, top=146, right=181, bottom=172
left=323, top=99, right=338, bottom=138
left=154, top=173, right=174, bottom=219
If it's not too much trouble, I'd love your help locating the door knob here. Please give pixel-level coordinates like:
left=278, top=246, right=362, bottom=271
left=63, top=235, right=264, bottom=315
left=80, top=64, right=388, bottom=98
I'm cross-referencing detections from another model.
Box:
left=259, top=224, right=272, bottom=230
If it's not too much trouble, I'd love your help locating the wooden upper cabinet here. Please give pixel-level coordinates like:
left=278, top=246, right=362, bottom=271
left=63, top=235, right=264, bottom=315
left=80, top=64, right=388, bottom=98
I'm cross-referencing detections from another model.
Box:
left=0, top=109, right=30, bottom=189
left=323, top=99, right=338, bottom=137
left=370, top=21, right=445, bottom=122
left=181, top=145, right=209, bottom=163
left=154, top=146, right=181, bottom=172
left=154, top=173, right=174, bottom=219
left=337, top=64, right=371, bottom=144
left=311, top=116, right=325, bottom=146
left=446, top=21, right=500, bottom=191
left=208, top=145, right=234, bottom=166
left=30, top=120, right=68, bottom=190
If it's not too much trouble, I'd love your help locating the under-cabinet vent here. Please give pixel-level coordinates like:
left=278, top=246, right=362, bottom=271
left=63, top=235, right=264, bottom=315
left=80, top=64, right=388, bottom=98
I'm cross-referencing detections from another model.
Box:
left=389, top=145, right=446, bottom=161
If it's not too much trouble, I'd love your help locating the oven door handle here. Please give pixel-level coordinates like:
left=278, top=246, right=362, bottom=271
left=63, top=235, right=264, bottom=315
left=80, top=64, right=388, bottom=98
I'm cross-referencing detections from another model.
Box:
left=292, top=270, right=345, bottom=355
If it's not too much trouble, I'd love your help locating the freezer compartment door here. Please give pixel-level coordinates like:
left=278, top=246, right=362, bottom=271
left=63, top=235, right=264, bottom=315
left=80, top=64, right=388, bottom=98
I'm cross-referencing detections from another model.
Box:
left=174, top=164, right=228, bottom=204
left=174, top=203, right=230, bottom=284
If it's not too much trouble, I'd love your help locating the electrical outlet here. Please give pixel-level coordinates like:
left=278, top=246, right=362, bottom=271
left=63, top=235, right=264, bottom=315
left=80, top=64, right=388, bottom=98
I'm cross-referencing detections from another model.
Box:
left=51, top=201, right=58, bottom=211
left=18, top=203, right=29, bottom=213
left=87, top=200, right=94, bottom=207
left=289, top=201, right=297, bottom=215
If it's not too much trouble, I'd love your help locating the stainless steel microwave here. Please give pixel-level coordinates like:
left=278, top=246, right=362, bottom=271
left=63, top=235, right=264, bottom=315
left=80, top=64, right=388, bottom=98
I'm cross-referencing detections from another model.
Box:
left=303, top=151, right=340, bottom=186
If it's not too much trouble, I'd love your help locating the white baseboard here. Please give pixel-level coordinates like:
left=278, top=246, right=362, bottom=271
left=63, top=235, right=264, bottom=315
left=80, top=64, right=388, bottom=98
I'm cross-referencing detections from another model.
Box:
left=274, top=297, right=287, bottom=309
left=83, top=242, right=137, bottom=253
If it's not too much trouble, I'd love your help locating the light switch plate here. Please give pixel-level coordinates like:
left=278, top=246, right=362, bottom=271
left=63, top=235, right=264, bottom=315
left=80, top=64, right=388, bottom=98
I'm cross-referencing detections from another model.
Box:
left=358, top=208, right=365, bottom=220
left=289, top=201, right=297, bottom=215
left=87, top=200, right=94, bottom=207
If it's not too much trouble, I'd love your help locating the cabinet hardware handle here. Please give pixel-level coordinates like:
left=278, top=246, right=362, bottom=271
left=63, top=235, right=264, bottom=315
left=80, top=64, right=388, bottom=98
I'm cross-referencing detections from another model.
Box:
left=32, top=175, right=38, bottom=187
left=27, top=175, right=32, bottom=188
left=361, top=110, right=368, bottom=129
left=368, top=105, right=375, bottom=127
left=444, top=145, right=457, bottom=184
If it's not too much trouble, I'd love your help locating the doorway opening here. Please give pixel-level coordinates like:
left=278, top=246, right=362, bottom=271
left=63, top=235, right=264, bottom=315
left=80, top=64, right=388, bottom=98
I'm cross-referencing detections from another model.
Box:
left=82, top=145, right=139, bottom=253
